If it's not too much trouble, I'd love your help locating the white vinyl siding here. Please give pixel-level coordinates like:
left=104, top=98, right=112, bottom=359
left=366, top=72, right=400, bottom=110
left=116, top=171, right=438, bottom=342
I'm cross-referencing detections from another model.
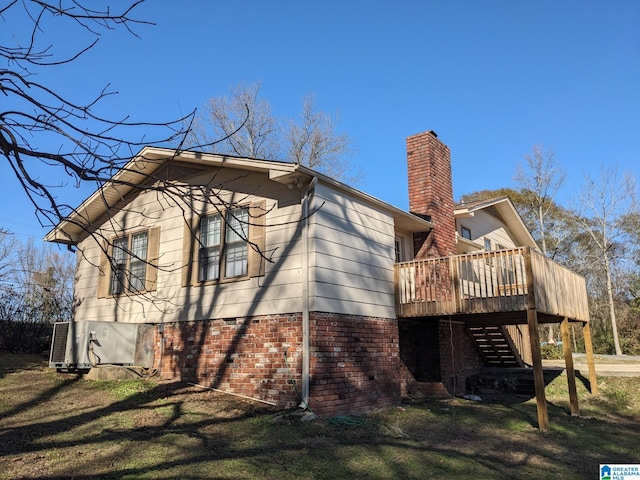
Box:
left=73, top=171, right=402, bottom=324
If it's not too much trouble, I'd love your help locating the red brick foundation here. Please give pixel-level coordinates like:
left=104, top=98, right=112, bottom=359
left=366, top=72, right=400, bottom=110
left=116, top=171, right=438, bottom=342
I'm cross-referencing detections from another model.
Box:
left=309, top=312, right=401, bottom=417
left=155, top=314, right=302, bottom=407
left=153, top=312, right=403, bottom=417
left=438, top=321, right=484, bottom=395
left=152, top=313, right=483, bottom=412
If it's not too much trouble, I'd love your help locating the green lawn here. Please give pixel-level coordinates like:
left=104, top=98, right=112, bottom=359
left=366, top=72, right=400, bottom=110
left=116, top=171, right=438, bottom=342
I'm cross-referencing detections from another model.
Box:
left=1, top=353, right=638, bottom=479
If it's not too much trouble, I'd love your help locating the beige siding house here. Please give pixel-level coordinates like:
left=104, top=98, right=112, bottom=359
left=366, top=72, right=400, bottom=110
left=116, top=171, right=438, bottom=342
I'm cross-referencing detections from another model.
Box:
left=47, top=131, right=594, bottom=425
left=47, top=142, right=432, bottom=416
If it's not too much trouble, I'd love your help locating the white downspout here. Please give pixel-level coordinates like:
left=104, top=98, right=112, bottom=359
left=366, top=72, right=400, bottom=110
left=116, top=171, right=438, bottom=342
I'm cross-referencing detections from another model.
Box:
left=300, top=176, right=317, bottom=409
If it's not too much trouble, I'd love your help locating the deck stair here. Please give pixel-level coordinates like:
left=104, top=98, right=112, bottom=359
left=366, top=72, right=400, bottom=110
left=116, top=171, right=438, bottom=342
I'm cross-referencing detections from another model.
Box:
left=468, top=326, right=525, bottom=368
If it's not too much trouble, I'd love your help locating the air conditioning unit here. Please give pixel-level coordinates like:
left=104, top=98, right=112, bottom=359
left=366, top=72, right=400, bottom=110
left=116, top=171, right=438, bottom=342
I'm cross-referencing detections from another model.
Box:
left=49, top=321, right=154, bottom=370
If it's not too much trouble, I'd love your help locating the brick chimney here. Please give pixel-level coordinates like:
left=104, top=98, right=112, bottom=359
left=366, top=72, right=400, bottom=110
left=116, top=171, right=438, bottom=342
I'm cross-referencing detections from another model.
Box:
left=407, top=130, right=456, bottom=258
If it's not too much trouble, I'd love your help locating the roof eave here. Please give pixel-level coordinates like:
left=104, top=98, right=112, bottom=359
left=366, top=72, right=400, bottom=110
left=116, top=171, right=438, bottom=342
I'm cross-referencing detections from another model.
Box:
left=44, top=147, right=301, bottom=245
left=294, top=165, right=433, bottom=233
left=455, top=196, right=538, bottom=250
left=45, top=147, right=434, bottom=245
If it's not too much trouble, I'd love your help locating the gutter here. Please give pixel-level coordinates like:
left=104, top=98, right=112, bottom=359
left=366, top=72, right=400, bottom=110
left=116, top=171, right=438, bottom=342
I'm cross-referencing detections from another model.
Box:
left=300, top=176, right=317, bottom=409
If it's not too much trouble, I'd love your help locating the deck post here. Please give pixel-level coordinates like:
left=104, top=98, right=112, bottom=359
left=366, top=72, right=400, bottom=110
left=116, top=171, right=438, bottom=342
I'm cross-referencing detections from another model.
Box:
left=582, top=323, right=599, bottom=395
left=560, top=318, right=579, bottom=416
left=524, top=247, right=549, bottom=432
left=527, top=309, right=549, bottom=431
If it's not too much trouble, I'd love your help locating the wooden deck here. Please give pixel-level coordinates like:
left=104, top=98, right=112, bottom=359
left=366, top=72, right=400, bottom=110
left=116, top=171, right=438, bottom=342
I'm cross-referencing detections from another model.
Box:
left=395, top=247, right=595, bottom=432
left=395, top=247, right=590, bottom=323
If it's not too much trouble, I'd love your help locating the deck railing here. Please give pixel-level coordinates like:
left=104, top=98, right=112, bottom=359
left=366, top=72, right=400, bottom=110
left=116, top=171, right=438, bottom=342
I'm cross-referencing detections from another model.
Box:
left=395, top=247, right=589, bottom=322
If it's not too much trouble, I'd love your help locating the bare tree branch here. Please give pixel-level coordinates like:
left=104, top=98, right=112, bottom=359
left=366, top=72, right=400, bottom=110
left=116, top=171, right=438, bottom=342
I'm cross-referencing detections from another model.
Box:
left=572, top=165, right=639, bottom=355
left=190, top=82, right=360, bottom=183
left=1, top=0, right=196, bottom=233
left=2, top=2, right=323, bottom=317
left=515, top=144, right=566, bottom=256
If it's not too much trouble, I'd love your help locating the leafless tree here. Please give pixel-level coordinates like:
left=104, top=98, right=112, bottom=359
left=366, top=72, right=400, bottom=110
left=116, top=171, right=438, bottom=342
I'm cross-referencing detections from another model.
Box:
left=0, top=0, right=197, bottom=233
left=190, top=82, right=359, bottom=183
left=0, top=232, right=75, bottom=351
left=573, top=165, right=638, bottom=355
left=286, top=94, right=356, bottom=182
left=515, top=144, right=566, bottom=343
left=515, top=145, right=566, bottom=256
left=0, top=230, right=17, bottom=283
left=189, top=81, right=280, bottom=159
left=18, top=238, right=75, bottom=323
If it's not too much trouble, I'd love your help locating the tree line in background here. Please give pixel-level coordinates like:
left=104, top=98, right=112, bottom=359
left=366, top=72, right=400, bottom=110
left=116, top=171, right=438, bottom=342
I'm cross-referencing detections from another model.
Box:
left=0, top=232, right=74, bottom=352
left=460, top=145, right=640, bottom=356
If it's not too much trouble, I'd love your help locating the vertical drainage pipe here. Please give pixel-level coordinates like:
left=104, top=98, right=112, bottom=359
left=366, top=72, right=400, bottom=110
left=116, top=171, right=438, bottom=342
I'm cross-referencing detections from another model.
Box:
left=300, top=176, right=317, bottom=409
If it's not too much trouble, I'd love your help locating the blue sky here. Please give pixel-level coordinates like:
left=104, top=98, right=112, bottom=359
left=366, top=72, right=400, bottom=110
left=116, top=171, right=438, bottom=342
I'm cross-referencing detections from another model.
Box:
left=2, top=0, right=639, bottom=243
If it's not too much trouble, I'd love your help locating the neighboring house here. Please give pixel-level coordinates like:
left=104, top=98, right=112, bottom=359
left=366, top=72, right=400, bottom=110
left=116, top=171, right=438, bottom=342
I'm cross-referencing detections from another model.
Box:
left=454, top=196, right=537, bottom=255
left=46, top=130, right=595, bottom=424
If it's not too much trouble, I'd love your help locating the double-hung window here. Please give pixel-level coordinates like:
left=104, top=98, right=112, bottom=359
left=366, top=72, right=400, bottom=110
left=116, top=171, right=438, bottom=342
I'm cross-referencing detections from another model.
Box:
left=182, top=201, right=265, bottom=287
left=199, top=214, right=222, bottom=281
left=224, top=208, right=249, bottom=277
left=110, top=231, right=149, bottom=294
left=395, top=235, right=408, bottom=262
left=198, top=207, right=249, bottom=282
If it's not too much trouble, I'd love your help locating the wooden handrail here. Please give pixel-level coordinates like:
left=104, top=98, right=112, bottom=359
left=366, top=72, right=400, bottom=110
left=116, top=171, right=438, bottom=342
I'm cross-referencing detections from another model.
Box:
left=395, top=247, right=589, bottom=322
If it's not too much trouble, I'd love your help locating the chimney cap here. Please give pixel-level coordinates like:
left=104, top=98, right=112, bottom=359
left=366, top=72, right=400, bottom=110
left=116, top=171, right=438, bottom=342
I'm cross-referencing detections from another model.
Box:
left=428, top=130, right=438, bottom=138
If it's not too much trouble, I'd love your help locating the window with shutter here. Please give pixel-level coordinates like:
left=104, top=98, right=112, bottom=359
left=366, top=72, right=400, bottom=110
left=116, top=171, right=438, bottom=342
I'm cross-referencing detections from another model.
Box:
left=198, top=207, right=249, bottom=281
left=97, top=227, right=160, bottom=298
left=183, top=201, right=265, bottom=286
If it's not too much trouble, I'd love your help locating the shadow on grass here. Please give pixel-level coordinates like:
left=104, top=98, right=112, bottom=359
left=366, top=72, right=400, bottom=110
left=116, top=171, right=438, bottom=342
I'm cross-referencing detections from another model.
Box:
left=576, top=370, right=593, bottom=393
left=1, top=354, right=639, bottom=480
left=390, top=396, right=640, bottom=478
left=0, top=355, right=274, bottom=469
left=0, top=352, right=48, bottom=379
